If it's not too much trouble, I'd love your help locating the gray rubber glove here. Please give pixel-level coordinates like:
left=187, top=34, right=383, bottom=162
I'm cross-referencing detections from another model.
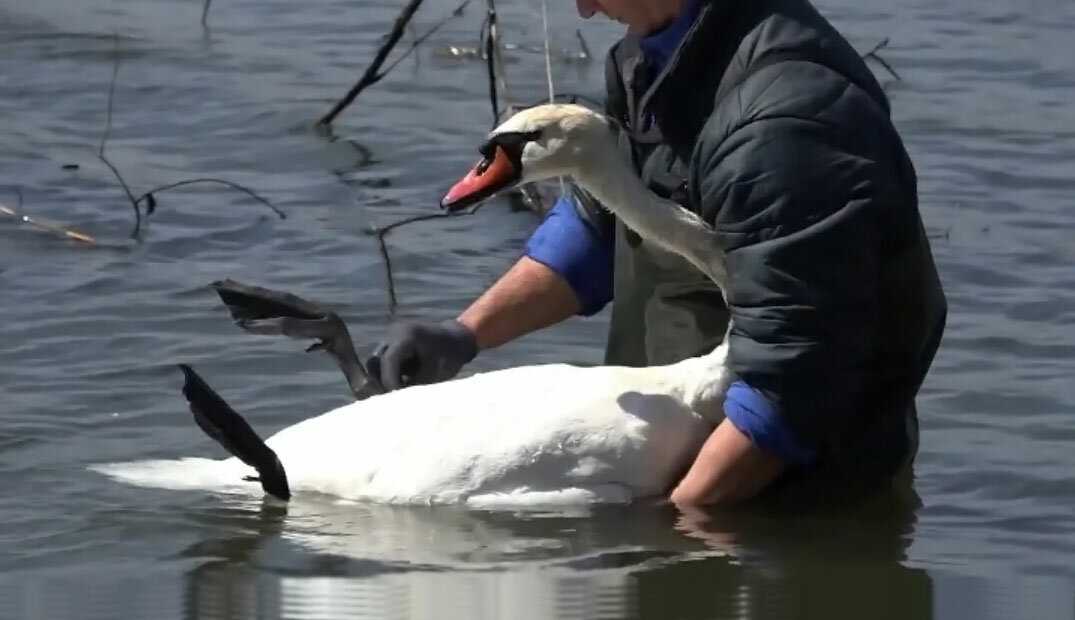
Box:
left=368, top=320, right=478, bottom=391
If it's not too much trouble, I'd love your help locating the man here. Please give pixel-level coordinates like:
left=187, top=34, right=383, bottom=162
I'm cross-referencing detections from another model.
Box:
left=370, top=0, right=947, bottom=506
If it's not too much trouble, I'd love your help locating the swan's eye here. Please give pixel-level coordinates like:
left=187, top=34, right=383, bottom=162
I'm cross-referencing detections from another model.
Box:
left=478, top=130, right=544, bottom=171
left=476, top=141, right=497, bottom=174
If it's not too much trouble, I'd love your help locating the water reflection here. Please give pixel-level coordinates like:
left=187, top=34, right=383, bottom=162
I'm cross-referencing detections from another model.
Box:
left=182, top=487, right=931, bottom=620
left=660, top=485, right=931, bottom=619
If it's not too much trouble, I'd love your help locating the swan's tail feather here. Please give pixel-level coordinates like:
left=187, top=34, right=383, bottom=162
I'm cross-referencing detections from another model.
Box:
left=91, top=457, right=249, bottom=495
left=178, top=364, right=291, bottom=501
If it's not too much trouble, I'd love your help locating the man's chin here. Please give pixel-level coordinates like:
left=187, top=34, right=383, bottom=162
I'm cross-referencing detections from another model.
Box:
left=622, top=20, right=651, bottom=34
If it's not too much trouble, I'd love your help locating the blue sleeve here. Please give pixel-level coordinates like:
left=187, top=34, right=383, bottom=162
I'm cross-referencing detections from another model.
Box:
left=724, top=381, right=817, bottom=465
left=524, top=194, right=614, bottom=316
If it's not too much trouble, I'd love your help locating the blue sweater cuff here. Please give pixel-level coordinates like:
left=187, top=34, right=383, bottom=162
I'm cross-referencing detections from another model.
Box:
left=525, top=194, right=614, bottom=316
left=724, top=381, right=817, bottom=465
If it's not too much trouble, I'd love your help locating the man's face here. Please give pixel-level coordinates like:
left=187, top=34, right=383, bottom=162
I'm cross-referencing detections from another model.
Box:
left=576, top=0, right=665, bottom=34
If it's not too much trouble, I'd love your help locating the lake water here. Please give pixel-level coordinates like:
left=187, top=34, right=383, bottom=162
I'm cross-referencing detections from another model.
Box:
left=2, top=0, right=1074, bottom=618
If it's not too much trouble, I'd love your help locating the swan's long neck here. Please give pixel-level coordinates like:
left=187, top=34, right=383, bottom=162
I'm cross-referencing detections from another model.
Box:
left=576, top=141, right=727, bottom=289
left=567, top=129, right=734, bottom=420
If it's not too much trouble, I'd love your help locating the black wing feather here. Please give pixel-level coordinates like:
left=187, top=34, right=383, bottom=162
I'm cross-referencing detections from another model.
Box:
left=211, top=279, right=326, bottom=321
left=178, top=364, right=291, bottom=500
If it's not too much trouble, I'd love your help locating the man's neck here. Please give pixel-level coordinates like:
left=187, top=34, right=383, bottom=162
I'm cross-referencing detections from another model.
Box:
left=632, top=0, right=687, bottom=35
left=639, top=0, right=703, bottom=70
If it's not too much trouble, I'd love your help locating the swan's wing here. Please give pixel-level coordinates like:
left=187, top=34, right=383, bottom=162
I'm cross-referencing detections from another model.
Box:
left=208, top=279, right=381, bottom=398
left=212, top=278, right=327, bottom=321
left=178, top=364, right=291, bottom=500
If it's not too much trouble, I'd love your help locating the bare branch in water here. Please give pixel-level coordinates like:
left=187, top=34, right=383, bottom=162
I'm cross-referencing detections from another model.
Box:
left=380, top=0, right=473, bottom=77
left=862, top=37, right=891, bottom=59
left=407, top=18, right=420, bottom=71
left=98, top=45, right=118, bottom=158
left=482, top=0, right=501, bottom=125
left=862, top=37, right=902, bottom=82
left=133, top=179, right=286, bottom=220
left=372, top=204, right=486, bottom=314
left=517, top=92, right=602, bottom=110
left=377, top=242, right=398, bottom=312
left=927, top=227, right=950, bottom=241
left=97, top=36, right=143, bottom=238
left=540, top=0, right=554, bottom=103
left=5, top=186, right=23, bottom=211
left=88, top=37, right=285, bottom=239
left=575, top=29, right=591, bottom=61
left=201, top=0, right=213, bottom=27
left=97, top=155, right=143, bottom=237
left=317, top=0, right=427, bottom=126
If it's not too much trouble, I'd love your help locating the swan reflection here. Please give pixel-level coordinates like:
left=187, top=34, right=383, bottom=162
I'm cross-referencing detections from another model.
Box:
left=184, top=489, right=931, bottom=620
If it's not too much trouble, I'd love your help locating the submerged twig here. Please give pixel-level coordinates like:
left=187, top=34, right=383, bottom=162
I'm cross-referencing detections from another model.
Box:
left=862, top=37, right=902, bottom=82
left=133, top=179, right=286, bottom=220
left=317, top=0, right=426, bottom=126
left=0, top=199, right=97, bottom=245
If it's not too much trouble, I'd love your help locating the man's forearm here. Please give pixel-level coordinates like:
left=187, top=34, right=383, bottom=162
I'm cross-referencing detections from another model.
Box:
left=457, top=256, right=581, bottom=350
left=670, top=418, right=785, bottom=506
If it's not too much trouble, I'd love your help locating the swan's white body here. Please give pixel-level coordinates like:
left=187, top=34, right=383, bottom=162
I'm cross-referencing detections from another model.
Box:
left=97, top=349, right=730, bottom=505
left=95, top=105, right=733, bottom=506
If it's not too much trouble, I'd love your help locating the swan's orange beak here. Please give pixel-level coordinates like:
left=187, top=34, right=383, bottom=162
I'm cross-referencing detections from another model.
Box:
left=441, top=144, right=520, bottom=212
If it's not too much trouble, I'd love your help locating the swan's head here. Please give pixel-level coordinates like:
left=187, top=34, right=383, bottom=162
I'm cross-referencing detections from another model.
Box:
left=441, top=104, right=615, bottom=212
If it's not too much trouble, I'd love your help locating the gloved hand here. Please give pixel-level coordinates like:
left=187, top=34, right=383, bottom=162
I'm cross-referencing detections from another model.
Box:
left=367, top=320, right=478, bottom=391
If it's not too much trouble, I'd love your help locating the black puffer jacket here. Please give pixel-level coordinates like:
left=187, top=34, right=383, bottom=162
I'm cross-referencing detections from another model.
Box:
left=586, top=0, right=946, bottom=480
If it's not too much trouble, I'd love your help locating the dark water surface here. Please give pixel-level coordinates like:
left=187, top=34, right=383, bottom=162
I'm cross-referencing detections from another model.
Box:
left=2, top=0, right=1074, bottom=617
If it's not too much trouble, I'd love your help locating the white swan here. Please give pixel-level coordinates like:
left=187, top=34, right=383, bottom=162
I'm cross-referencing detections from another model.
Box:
left=94, top=104, right=733, bottom=506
